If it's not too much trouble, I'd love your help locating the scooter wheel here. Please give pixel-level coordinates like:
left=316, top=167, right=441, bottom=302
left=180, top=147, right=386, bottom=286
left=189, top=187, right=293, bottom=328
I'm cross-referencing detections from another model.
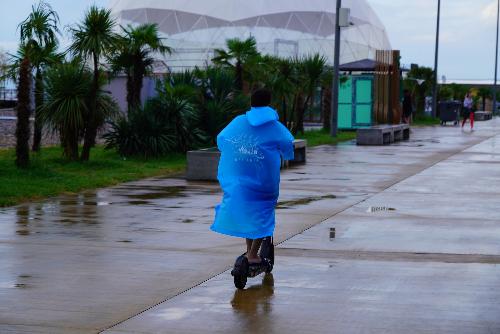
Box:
left=232, top=255, right=248, bottom=289
left=234, top=274, right=247, bottom=289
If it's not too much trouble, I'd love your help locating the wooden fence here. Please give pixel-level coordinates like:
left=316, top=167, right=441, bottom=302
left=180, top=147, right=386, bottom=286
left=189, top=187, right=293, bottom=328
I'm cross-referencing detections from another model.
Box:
left=374, top=50, right=401, bottom=124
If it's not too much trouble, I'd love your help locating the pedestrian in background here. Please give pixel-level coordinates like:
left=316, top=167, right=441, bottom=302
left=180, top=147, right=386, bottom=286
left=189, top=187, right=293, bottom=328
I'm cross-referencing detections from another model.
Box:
left=402, top=89, right=413, bottom=124
left=462, top=92, right=474, bottom=130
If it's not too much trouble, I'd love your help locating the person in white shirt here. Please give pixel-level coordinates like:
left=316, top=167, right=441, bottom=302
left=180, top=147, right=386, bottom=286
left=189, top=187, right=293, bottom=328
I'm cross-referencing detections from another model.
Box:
left=462, top=92, right=474, bottom=130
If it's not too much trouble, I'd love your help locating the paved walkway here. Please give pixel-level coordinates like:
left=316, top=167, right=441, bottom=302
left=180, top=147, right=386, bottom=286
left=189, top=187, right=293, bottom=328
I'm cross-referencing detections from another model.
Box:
left=1, top=120, right=500, bottom=333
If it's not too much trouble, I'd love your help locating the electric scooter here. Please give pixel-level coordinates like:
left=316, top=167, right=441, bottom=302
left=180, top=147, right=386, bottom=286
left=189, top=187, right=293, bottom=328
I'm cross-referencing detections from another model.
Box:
left=231, top=236, right=274, bottom=289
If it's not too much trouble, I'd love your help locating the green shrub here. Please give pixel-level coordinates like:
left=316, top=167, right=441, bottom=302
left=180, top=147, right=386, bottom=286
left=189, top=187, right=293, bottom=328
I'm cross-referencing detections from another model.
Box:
left=104, top=105, right=176, bottom=158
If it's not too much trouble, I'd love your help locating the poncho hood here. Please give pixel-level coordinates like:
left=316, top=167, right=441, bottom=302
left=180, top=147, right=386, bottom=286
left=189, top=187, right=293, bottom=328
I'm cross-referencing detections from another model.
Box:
left=246, top=106, right=279, bottom=126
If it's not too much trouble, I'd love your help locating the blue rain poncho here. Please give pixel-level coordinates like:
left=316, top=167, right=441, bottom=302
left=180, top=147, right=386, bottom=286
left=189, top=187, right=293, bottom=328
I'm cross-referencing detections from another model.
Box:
left=211, top=106, right=294, bottom=239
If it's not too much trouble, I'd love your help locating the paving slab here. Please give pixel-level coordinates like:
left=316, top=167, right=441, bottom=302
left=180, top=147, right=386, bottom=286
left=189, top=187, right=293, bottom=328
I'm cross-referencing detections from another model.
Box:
left=105, top=256, right=500, bottom=334
left=104, top=119, right=500, bottom=334
left=1, top=119, right=500, bottom=333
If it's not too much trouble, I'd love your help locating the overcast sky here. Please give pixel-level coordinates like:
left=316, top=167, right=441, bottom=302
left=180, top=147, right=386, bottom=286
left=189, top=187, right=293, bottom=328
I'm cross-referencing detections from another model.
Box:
left=0, top=0, right=498, bottom=81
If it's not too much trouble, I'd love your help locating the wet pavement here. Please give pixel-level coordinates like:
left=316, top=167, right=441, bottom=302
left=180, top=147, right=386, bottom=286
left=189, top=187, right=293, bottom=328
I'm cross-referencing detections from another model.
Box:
left=2, top=120, right=500, bottom=333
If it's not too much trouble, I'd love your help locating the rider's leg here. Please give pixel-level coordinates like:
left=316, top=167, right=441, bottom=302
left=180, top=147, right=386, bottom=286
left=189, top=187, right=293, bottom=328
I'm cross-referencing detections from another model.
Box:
left=245, top=238, right=252, bottom=255
left=247, top=238, right=263, bottom=264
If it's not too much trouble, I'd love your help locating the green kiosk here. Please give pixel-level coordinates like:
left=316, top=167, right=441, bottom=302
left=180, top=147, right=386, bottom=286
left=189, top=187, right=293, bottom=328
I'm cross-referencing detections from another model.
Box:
left=338, top=75, right=373, bottom=129
left=337, top=59, right=376, bottom=130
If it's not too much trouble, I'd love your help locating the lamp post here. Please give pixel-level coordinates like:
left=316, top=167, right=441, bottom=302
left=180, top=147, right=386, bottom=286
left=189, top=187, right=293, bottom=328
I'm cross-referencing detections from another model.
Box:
left=493, top=0, right=499, bottom=115
left=330, top=0, right=342, bottom=137
left=432, top=0, right=441, bottom=118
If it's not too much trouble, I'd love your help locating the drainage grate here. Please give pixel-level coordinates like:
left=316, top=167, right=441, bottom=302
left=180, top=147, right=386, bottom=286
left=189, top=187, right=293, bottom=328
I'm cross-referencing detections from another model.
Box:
left=367, top=206, right=396, bottom=213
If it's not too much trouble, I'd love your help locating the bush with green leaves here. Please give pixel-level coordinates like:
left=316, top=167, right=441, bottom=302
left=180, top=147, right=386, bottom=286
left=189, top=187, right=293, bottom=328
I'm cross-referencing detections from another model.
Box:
left=41, top=60, right=118, bottom=160
left=103, top=103, right=176, bottom=158
left=194, top=67, right=249, bottom=144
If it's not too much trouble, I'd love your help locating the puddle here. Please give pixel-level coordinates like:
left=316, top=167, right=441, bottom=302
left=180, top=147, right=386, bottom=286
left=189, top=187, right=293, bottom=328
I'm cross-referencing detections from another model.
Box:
left=125, top=186, right=188, bottom=200
left=118, top=240, right=132, bottom=243
left=182, top=219, right=194, bottom=223
left=277, top=194, right=336, bottom=209
left=128, top=200, right=151, bottom=206
left=134, top=227, right=165, bottom=233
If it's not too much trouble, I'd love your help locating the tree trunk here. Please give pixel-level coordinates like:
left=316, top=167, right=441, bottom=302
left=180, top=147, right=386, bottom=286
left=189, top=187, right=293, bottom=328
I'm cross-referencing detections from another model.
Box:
left=15, top=58, right=31, bottom=168
left=126, top=71, right=133, bottom=113
left=132, top=61, right=144, bottom=110
left=235, top=60, right=243, bottom=91
left=81, top=53, right=99, bottom=161
left=61, top=130, right=79, bottom=161
left=292, top=93, right=304, bottom=135
left=296, top=94, right=309, bottom=134
left=32, top=68, right=43, bottom=152
left=127, top=57, right=145, bottom=112
left=482, top=96, right=486, bottom=111
left=322, top=86, right=332, bottom=131
left=281, top=97, right=287, bottom=127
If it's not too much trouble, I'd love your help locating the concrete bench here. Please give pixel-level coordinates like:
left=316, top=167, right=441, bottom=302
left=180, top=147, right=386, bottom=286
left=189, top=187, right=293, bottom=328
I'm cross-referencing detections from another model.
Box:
left=474, top=111, right=492, bottom=121
left=186, top=148, right=220, bottom=181
left=393, top=124, right=410, bottom=141
left=357, top=124, right=410, bottom=146
left=187, top=139, right=307, bottom=181
left=290, top=139, right=307, bottom=165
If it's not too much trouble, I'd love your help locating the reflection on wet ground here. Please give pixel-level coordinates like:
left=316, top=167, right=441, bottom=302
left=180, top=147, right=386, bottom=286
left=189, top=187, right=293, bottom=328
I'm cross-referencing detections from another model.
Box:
left=231, top=274, right=274, bottom=331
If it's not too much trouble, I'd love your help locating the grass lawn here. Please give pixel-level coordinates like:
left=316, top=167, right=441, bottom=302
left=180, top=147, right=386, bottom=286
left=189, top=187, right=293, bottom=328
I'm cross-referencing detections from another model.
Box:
left=1, top=128, right=355, bottom=207
left=412, top=114, right=441, bottom=126
left=0, top=146, right=186, bottom=207
left=296, top=129, right=357, bottom=147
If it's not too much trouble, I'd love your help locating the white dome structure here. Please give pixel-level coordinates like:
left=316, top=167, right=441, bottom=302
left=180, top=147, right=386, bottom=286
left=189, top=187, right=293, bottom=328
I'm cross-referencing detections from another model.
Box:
left=109, top=0, right=391, bottom=71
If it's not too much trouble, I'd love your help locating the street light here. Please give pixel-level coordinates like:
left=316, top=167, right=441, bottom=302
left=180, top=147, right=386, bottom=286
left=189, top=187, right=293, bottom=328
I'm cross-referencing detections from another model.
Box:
left=432, top=0, right=441, bottom=118
left=330, top=0, right=350, bottom=137
left=493, top=0, right=499, bottom=115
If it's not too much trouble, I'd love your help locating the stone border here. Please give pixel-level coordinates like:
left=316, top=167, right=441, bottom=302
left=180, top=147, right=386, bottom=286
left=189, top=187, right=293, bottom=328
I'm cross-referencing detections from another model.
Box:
left=186, top=139, right=307, bottom=181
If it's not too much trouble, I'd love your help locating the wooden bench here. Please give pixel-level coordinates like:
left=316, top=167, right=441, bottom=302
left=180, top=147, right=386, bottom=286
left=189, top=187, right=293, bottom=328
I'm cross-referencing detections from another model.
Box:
left=357, top=124, right=410, bottom=146
left=187, top=139, right=307, bottom=181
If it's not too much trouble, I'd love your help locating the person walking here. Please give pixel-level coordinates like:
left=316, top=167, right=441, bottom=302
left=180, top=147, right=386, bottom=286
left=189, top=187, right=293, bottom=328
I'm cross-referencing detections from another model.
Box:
left=462, top=92, right=474, bottom=130
left=211, top=88, right=294, bottom=265
left=402, top=89, right=413, bottom=124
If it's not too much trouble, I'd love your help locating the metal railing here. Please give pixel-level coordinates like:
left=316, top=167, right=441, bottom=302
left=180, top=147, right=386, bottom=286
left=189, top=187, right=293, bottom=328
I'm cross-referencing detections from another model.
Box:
left=0, top=89, right=17, bottom=101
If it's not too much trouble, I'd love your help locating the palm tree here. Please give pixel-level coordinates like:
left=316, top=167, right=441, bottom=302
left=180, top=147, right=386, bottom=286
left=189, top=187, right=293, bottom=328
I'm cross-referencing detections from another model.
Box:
left=196, top=67, right=249, bottom=144
left=406, top=65, right=434, bottom=114
left=259, top=56, right=296, bottom=127
left=152, top=79, right=205, bottom=152
left=18, top=0, right=60, bottom=152
left=15, top=58, right=31, bottom=168
left=293, top=54, right=327, bottom=134
left=69, top=6, right=117, bottom=161
left=41, top=60, right=118, bottom=160
left=477, top=87, right=492, bottom=111
left=111, top=23, right=171, bottom=111
left=0, top=49, right=8, bottom=85
left=212, top=37, right=259, bottom=91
